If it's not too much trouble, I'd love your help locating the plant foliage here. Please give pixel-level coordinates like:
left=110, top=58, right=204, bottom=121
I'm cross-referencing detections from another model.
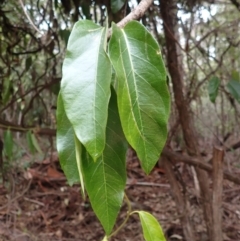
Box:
left=208, top=76, right=220, bottom=103
left=137, top=211, right=166, bottom=241
left=57, top=19, right=170, bottom=238
left=227, top=79, right=240, bottom=103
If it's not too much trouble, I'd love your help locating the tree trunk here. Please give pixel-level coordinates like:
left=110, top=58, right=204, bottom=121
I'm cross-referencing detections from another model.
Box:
left=160, top=0, right=213, bottom=240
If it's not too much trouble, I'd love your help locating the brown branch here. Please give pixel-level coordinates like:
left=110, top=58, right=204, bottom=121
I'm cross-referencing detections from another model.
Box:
left=117, top=0, right=153, bottom=28
left=1, top=118, right=240, bottom=186
left=163, top=157, right=196, bottom=241
left=226, top=140, right=240, bottom=151
left=108, top=0, right=153, bottom=37
left=212, top=147, right=224, bottom=241
left=19, top=0, right=43, bottom=35
left=162, top=148, right=240, bottom=185
left=230, top=0, right=240, bottom=11
left=0, top=119, right=56, bottom=136
left=160, top=0, right=213, bottom=237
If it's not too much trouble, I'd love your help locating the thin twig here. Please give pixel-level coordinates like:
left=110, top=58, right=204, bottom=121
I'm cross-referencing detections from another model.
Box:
left=126, top=181, right=170, bottom=187
left=23, top=197, right=45, bottom=206
left=162, top=148, right=240, bottom=185
left=19, top=0, right=43, bottom=35
left=108, top=0, right=153, bottom=37
left=0, top=179, right=32, bottom=211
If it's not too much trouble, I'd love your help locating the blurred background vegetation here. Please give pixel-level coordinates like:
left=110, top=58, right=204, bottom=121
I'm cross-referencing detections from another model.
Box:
left=0, top=0, right=240, bottom=240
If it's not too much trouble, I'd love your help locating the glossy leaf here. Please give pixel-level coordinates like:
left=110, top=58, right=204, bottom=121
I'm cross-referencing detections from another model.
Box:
left=137, top=211, right=166, bottom=241
left=82, top=89, right=128, bottom=235
left=109, top=21, right=170, bottom=174
left=56, top=93, right=80, bottom=186
left=227, top=79, right=240, bottom=103
left=208, top=76, right=220, bottom=103
left=3, top=129, right=13, bottom=159
left=74, top=133, right=85, bottom=198
left=61, top=20, right=112, bottom=160
left=111, top=0, right=125, bottom=13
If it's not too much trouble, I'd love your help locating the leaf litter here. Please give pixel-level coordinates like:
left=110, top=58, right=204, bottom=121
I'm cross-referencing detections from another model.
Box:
left=0, top=149, right=240, bottom=241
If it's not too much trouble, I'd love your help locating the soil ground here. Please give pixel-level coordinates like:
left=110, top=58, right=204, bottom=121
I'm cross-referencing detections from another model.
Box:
left=0, top=151, right=240, bottom=241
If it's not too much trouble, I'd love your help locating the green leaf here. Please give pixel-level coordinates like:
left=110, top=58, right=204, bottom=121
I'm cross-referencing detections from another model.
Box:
left=25, top=56, right=32, bottom=71
left=111, top=0, right=125, bottom=13
left=74, top=134, right=85, bottom=198
left=82, top=88, right=128, bottom=235
left=231, top=70, right=240, bottom=81
left=3, top=129, right=13, bottom=159
left=30, top=133, right=43, bottom=155
left=109, top=21, right=170, bottom=174
left=26, top=130, right=35, bottom=154
left=59, top=29, right=71, bottom=46
left=61, top=20, right=112, bottom=161
left=208, top=76, right=220, bottom=103
left=227, top=79, right=240, bottom=103
left=2, top=79, right=12, bottom=105
left=56, top=93, right=80, bottom=186
left=54, top=0, right=58, bottom=9
left=50, top=82, right=60, bottom=95
left=137, top=211, right=166, bottom=241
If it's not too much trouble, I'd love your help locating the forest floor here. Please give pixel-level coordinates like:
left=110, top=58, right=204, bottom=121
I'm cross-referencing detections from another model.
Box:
left=0, top=150, right=240, bottom=241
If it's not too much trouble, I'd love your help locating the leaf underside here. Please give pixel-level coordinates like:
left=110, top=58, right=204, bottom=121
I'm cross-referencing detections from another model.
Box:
left=109, top=21, right=170, bottom=174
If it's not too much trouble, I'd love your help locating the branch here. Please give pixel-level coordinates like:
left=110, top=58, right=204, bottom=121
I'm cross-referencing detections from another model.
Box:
left=162, top=148, right=240, bottom=185
left=19, top=0, right=43, bottom=35
left=117, top=0, right=153, bottom=28
left=229, top=0, right=240, bottom=11
left=0, top=119, right=56, bottom=136
left=226, top=140, right=240, bottom=151
left=2, top=118, right=239, bottom=185
left=163, top=157, right=196, bottom=241
left=108, top=0, right=153, bottom=37
left=212, top=147, right=224, bottom=241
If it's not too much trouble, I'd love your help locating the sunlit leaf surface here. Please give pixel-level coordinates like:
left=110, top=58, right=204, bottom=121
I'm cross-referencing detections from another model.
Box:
left=137, top=211, right=166, bottom=241
left=61, top=20, right=112, bottom=160
left=109, top=21, right=170, bottom=174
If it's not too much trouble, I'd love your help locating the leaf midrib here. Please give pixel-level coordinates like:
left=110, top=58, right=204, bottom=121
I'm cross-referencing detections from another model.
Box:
left=120, top=30, right=149, bottom=166
left=93, top=28, right=105, bottom=157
